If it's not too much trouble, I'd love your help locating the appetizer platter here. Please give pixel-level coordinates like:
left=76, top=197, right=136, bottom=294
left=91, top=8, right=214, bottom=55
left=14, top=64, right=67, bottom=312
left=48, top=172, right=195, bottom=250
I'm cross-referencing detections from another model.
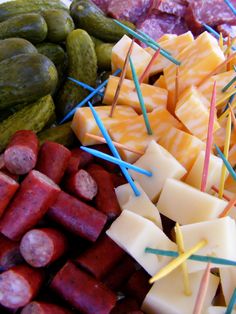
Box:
left=0, top=0, right=235, bottom=313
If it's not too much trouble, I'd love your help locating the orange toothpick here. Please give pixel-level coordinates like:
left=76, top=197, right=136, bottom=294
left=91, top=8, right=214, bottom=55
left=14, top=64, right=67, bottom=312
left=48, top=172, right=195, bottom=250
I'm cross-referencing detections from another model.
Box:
left=138, top=48, right=160, bottom=85
left=227, top=36, right=232, bottom=71
left=211, top=185, right=231, bottom=201
left=109, top=39, right=134, bottom=117
left=175, top=66, right=180, bottom=105
left=192, top=263, right=211, bottom=314
left=219, top=195, right=236, bottom=218
left=201, top=82, right=217, bottom=192
left=85, top=133, right=144, bottom=155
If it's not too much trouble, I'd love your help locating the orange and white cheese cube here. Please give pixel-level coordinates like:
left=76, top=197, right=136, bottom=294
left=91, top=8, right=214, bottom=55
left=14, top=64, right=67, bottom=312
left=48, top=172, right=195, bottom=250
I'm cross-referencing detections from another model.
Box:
left=153, top=75, right=166, bottom=89
left=109, top=109, right=183, bottom=163
left=146, top=31, right=194, bottom=75
left=175, top=86, right=220, bottom=140
left=103, top=75, right=167, bottom=113
left=180, top=217, right=236, bottom=272
left=157, top=178, right=227, bottom=225
left=142, top=269, right=219, bottom=314
left=106, top=210, right=176, bottom=276
left=185, top=151, right=224, bottom=192
left=220, top=267, right=236, bottom=306
left=229, top=144, right=236, bottom=167
left=115, top=181, right=162, bottom=228
left=71, top=105, right=137, bottom=145
left=158, top=126, right=205, bottom=170
left=163, top=32, right=225, bottom=112
left=111, top=35, right=152, bottom=80
left=129, top=141, right=186, bottom=202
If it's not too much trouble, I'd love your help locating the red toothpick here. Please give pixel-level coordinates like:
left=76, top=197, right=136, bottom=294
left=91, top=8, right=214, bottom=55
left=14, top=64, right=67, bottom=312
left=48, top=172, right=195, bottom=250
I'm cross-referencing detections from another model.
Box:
left=211, top=185, right=231, bottom=201
left=192, top=263, right=211, bottom=314
left=201, top=82, right=217, bottom=192
left=138, top=48, right=160, bottom=85
left=109, top=39, right=134, bottom=118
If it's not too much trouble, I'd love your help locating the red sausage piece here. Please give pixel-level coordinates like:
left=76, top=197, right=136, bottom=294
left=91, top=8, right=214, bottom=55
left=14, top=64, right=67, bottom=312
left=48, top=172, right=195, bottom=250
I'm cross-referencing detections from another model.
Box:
left=48, top=191, right=107, bottom=242
left=0, top=170, right=60, bottom=241
left=87, top=164, right=121, bottom=220
left=21, top=301, right=72, bottom=314
left=76, top=235, right=125, bottom=280
left=4, top=130, right=39, bottom=175
left=20, top=228, right=67, bottom=268
left=66, top=148, right=93, bottom=175
left=0, top=264, right=43, bottom=309
left=36, top=141, right=71, bottom=184
left=0, top=171, right=19, bottom=217
left=65, top=169, right=97, bottom=201
left=0, top=234, right=23, bottom=271
left=51, top=261, right=116, bottom=314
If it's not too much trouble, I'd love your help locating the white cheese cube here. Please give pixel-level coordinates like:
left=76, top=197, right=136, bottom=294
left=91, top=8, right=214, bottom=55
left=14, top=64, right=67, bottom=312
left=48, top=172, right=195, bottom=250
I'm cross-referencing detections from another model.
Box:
left=115, top=181, right=162, bottom=229
left=180, top=217, right=236, bottom=272
left=206, top=306, right=236, bottom=314
left=157, top=178, right=227, bottom=224
left=142, top=269, right=219, bottom=314
left=129, top=141, right=187, bottom=202
left=106, top=210, right=176, bottom=276
left=185, top=151, right=224, bottom=192
left=220, top=267, right=236, bottom=306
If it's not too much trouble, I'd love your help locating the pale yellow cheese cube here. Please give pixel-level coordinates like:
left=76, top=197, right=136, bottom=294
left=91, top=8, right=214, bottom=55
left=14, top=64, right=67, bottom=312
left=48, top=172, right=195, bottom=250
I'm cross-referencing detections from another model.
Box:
left=109, top=109, right=183, bottom=163
left=158, top=126, right=205, bottom=170
left=164, top=32, right=225, bottom=113
left=129, top=141, right=187, bottom=202
left=185, top=151, right=224, bottom=192
left=103, top=75, right=167, bottom=113
left=206, top=307, right=236, bottom=314
left=111, top=35, right=152, bottom=80
left=146, top=31, right=194, bottom=75
left=180, top=217, right=236, bottom=272
left=142, top=269, right=219, bottom=314
left=157, top=178, right=227, bottom=225
left=175, top=86, right=220, bottom=140
left=220, top=267, right=236, bottom=306
left=71, top=105, right=137, bottom=145
left=106, top=210, right=176, bottom=276
left=115, top=181, right=162, bottom=228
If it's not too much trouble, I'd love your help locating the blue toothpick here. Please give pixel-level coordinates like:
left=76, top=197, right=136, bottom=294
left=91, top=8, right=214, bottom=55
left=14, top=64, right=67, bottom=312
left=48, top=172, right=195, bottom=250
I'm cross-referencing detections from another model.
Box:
left=81, top=146, right=152, bottom=177
left=129, top=56, right=153, bottom=135
left=68, top=77, right=104, bottom=96
left=87, top=101, right=141, bottom=196
left=137, top=30, right=172, bottom=55
left=145, top=247, right=236, bottom=267
left=215, top=144, right=236, bottom=180
left=59, top=69, right=121, bottom=124
left=224, top=0, right=236, bottom=15
left=226, top=288, right=236, bottom=314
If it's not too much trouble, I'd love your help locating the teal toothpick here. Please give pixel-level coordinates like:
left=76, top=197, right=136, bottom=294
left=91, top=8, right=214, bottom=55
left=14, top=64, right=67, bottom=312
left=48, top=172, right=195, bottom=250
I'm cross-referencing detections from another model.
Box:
left=222, top=67, right=236, bottom=92
left=137, top=30, right=172, bottom=55
left=224, top=0, right=236, bottom=15
left=215, top=144, right=236, bottom=181
left=129, top=56, right=153, bottom=135
left=226, top=288, right=236, bottom=314
left=81, top=146, right=152, bottom=177
left=68, top=77, right=104, bottom=96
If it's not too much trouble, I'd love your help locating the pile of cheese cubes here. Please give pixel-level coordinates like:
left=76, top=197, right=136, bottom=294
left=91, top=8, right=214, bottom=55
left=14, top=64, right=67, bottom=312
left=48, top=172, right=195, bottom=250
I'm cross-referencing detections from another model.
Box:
left=71, top=31, right=236, bottom=314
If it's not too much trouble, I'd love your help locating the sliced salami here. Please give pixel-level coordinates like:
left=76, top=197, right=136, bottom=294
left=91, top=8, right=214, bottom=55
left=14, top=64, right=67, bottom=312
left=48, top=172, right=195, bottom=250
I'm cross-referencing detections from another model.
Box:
left=217, top=23, right=236, bottom=38
left=151, top=0, right=188, bottom=17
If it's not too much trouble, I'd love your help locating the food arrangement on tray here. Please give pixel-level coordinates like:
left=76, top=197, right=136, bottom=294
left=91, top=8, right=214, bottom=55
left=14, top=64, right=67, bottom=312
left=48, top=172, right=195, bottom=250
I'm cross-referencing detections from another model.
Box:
left=0, top=0, right=235, bottom=313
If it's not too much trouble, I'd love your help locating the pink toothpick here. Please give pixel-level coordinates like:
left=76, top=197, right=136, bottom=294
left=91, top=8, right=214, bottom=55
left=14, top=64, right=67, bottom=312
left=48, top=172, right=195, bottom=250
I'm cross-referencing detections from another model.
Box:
left=138, top=48, right=160, bottom=85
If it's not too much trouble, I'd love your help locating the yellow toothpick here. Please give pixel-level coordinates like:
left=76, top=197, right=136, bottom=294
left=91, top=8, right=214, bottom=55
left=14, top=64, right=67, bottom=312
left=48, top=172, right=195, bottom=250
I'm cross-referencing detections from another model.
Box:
left=175, top=223, right=192, bottom=296
left=149, top=240, right=207, bottom=284
left=219, top=113, right=232, bottom=198
left=219, top=32, right=224, bottom=50
left=216, top=89, right=236, bottom=108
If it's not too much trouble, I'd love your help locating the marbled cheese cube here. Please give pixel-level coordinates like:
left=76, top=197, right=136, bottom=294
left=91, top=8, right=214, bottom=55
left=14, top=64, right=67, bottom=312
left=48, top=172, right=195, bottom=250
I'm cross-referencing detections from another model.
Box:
left=106, top=210, right=176, bottom=276
left=185, top=151, right=224, bottom=192
left=142, top=269, right=219, bottom=314
left=180, top=217, right=236, bottom=272
left=115, top=181, right=162, bottom=228
left=103, top=75, right=167, bottom=113
left=111, top=35, right=152, bottom=80
left=129, top=141, right=187, bottom=202
left=157, top=178, right=227, bottom=224
left=154, top=75, right=166, bottom=89
left=71, top=105, right=137, bottom=145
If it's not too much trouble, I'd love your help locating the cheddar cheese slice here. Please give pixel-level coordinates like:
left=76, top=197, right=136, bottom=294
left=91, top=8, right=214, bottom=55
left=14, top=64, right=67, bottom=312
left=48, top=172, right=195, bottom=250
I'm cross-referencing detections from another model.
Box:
left=175, top=86, right=220, bottom=140
left=103, top=75, right=167, bottom=113
left=71, top=106, right=137, bottom=145
left=111, top=35, right=152, bottom=80
left=158, top=126, right=205, bottom=170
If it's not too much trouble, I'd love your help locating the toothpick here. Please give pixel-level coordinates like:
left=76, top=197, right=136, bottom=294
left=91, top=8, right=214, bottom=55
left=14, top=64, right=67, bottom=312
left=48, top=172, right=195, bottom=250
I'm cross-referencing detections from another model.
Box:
left=192, top=263, right=211, bottom=314
left=175, top=223, right=191, bottom=296
left=219, top=195, right=236, bottom=218
left=68, top=77, right=104, bottom=96
left=224, top=0, right=236, bottom=16
left=218, top=96, right=236, bottom=122
left=219, top=113, right=232, bottom=198
left=201, top=82, right=217, bottom=192
left=219, top=32, right=224, bottom=50
left=215, top=144, right=236, bottom=181
left=225, top=288, right=236, bottom=314
left=211, top=185, right=231, bottom=201
left=222, top=76, right=236, bottom=93
left=175, top=66, right=180, bottom=105
left=227, top=36, right=232, bottom=71
left=109, top=39, right=134, bottom=117
left=229, top=103, right=236, bottom=130
left=149, top=240, right=207, bottom=284
left=85, top=133, right=144, bottom=155
left=216, top=89, right=236, bottom=108
left=138, top=48, right=160, bottom=85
